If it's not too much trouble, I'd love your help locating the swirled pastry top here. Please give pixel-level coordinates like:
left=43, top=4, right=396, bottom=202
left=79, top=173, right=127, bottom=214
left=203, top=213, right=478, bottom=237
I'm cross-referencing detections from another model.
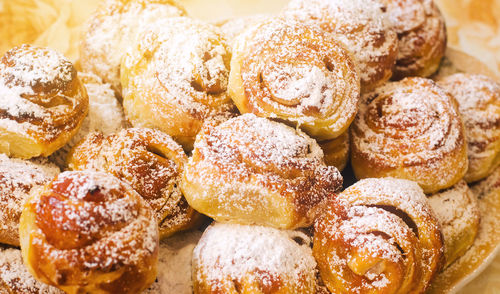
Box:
left=384, top=0, right=447, bottom=78
left=20, top=170, right=159, bottom=293
left=284, top=0, right=398, bottom=91
left=121, top=17, right=235, bottom=148
left=193, top=223, right=317, bottom=293
left=438, top=73, right=500, bottom=183
left=182, top=114, right=342, bottom=229
left=351, top=77, right=467, bottom=193
left=0, top=44, right=88, bottom=158
left=68, top=128, right=198, bottom=239
left=229, top=17, right=360, bottom=140
left=314, top=178, right=443, bottom=293
left=80, top=0, right=186, bottom=92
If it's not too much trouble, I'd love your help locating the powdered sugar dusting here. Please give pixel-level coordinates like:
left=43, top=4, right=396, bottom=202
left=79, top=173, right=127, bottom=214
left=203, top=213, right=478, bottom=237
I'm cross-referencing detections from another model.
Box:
left=193, top=223, right=317, bottom=293
left=232, top=17, right=359, bottom=138
left=284, top=0, right=398, bottom=89
left=30, top=171, right=159, bottom=274
left=438, top=73, right=500, bottom=182
left=314, top=178, right=443, bottom=293
left=121, top=17, right=235, bottom=146
left=184, top=114, right=342, bottom=227
left=68, top=128, right=192, bottom=237
left=0, top=154, right=59, bottom=245
left=0, top=247, right=62, bottom=293
left=143, top=230, right=202, bottom=294
left=428, top=180, right=480, bottom=266
left=50, top=72, right=127, bottom=168
left=80, top=0, right=186, bottom=91
left=352, top=77, right=467, bottom=192
left=385, top=0, right=446, bottom=78
left=0, top=44, right=85, bottom=144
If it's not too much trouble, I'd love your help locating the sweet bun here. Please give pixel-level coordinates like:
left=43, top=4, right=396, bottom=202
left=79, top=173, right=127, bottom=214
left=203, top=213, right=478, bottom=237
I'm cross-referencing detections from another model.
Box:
left=50, top=72, right=127, bottom=168
left=80, top=0, right=186, bottom=94
left=192, top=223, right=317, bottom=294
left=121, top=17, right=235, bottom=150
left=351, top=77, right=468, bottom=194
left=229, top=17, right=360, bottom=141
left=314, top=178, right=444, bottom=293
left=181, top=114, right=342, bottom=229
left=385, top=0, right=447, bottom=79
left=0, top=44, right=88, bottom=159
left=284, top=0, right=398, bottom=92
left=428, top=180, right=480, bottom=267
left=438, top=73, right=500, bottom=183
left=19, top=171, right=159, bottom=294
left=0, top=154, right=59, bottom=246
left=67, top=127, right=200, bottom=239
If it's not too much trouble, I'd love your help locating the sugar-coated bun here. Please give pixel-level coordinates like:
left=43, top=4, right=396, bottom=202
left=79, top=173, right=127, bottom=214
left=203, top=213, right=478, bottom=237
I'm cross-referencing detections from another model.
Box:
left=0, top=44, right=88, bottom=159
left=181, top=114, right=342, bottom=229
left=19, top=170, right=159, bottom=294
left=80, top=0, right=186, bottom=94
left=68, top=128, right=201, bottom=239
left=121, top=17, right=236, bottom=150
left=351, top=77, right=468, bottom=194
left=192, top=223, right=318, bottom=294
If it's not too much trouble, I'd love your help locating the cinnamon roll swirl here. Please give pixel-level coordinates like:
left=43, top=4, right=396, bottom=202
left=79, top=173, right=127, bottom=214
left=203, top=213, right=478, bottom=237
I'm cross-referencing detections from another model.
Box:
left=192, top=223, right=317, bottom=294
left=80, top=0, right=186, bottom=94
left=19, top=171, right=159, bottom=294
left=314, top=178, right=444, bottom=293
left=284, top=0, right=399, bottom=92
left=319, top=131, right=350, bottom=171
left=351, top=77, right=468, bottom=194
left=0, top=44, right=89, bottom=159
left=181, top=114, right=343, bottom=229
left=384, top=0, right=447, bottom=79
left=428, top=180, right=480, bottom=268
left=229, top=18, right=360, bottom=141
left=121, top=17, right=235, bottom=150
left=438, top=73, right=500, bottom=183
left=0, top=154, right=59, bottom=247
left=67, top=128, right=200, bottom=239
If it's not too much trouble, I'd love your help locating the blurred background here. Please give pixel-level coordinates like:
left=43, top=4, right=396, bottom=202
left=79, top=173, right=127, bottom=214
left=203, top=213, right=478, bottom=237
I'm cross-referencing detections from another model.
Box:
left=0, top=0, right=498, bottom=292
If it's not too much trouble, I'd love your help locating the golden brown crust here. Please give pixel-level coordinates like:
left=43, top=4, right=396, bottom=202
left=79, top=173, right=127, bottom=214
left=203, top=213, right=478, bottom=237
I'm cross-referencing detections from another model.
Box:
left=181, top=114, right=342, bottom=229
left=80, top=0, right=186, bottom=94
left=351, top=77, right=468, bottom=194
left=192, top=223, right=317, bottom=294
left=229, top=17, right=360, bottom=141
left=0, top=155, right=59, bottom=247
left=437, top=73, right=500, bottom=183
left=284, top=0, right=399, bottom=92
left=318, top=131, right=350, bottom=171
left=67, top=128, right=201, bottom=239
left=428, top=180, right=480, bottom=268
left=19, top=171, right=159, bottom=294
left=314, top=178, right=444, bottom=294
left=0, top=44, right=89, bottom=159
left=121, top=17, right=235, bottom=151
left=385, top=0, right=447, bottom=79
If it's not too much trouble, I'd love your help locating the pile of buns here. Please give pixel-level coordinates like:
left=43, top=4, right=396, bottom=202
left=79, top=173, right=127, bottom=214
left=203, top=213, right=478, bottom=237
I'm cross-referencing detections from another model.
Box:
left=0, top=0, right=499, bottom=293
